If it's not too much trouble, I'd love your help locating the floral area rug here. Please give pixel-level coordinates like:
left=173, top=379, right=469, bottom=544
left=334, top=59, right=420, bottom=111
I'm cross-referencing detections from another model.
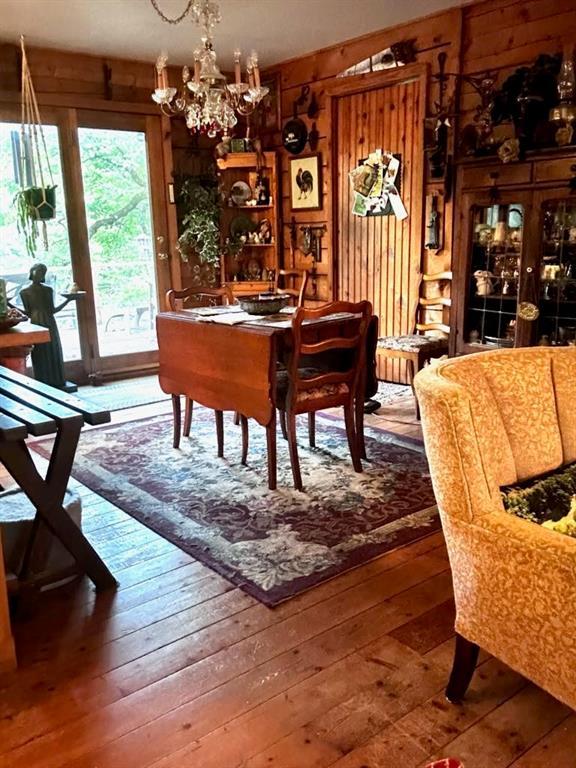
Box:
left=32, top=409, right=438, bottom=606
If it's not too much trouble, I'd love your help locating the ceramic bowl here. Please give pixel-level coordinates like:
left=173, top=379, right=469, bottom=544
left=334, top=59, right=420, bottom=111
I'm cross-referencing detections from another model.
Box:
left=0, top=308, right=26, bottom=332
left=239, top=293, right=290, bottom=315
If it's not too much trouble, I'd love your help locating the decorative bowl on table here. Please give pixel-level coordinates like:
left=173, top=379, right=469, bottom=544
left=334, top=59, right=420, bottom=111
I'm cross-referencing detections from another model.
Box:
left=239, top=293, right=291, bottom=316
left=0, top=307, right=27, bottom=331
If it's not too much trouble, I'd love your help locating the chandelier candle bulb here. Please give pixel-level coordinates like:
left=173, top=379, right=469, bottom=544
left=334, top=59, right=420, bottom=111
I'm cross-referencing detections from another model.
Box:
left=234, top=49, right=242, bottom=85
left=155, top=53, right=168, bottom=90
left=251, top=51, right=261, bottom=89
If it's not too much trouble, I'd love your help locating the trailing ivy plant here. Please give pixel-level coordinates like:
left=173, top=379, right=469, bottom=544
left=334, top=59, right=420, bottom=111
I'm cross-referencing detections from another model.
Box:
left=177, top=176, right=222, bottom=265
left=177, top=174, right=245, bottom=269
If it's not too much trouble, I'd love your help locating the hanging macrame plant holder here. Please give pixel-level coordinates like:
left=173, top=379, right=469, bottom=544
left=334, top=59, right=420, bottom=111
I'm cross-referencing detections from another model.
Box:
left=15, top=36, right=57, bottom=256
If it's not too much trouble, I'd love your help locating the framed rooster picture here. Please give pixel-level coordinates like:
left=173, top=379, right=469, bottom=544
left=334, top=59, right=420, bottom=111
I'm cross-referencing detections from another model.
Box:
left=289, top=154, right=322, bottom=211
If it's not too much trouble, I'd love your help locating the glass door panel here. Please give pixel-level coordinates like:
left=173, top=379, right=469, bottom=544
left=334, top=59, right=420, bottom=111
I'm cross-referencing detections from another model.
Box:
left=0, top=121, right=81, bottom=361
left=464, top=202, right=524, bottom=348
left=77, top=127, right=159, bottom=359
left=536, top=198, right=576, bottom=346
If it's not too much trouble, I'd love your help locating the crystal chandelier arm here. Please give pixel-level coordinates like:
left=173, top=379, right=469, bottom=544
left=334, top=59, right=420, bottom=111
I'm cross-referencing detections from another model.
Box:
left=150, top=0, right=195, bottom=24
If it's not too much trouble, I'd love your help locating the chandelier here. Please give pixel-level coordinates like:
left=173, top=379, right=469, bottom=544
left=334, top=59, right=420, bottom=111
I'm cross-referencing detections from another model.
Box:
left=150, top=0, right=269, bottom=137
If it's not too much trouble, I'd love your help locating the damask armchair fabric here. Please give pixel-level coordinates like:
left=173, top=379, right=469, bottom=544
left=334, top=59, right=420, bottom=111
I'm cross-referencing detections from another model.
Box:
left=414, top=347, right=576, bottom=710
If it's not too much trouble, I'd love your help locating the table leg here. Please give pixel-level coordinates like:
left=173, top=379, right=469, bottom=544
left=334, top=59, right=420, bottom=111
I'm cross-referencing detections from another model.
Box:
left=0, top=442, right=117, bottom=592
left=266, top=409, right=277, bottom=491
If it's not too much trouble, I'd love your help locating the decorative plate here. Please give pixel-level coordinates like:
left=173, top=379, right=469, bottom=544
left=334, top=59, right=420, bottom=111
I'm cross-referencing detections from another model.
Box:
left=485, top=335, right=514, bottom=347
left=518, top=301, right=540, bottom=321
left=230, top=214, right=256, bottom=240
left=230, top=181, right=252, bottom=206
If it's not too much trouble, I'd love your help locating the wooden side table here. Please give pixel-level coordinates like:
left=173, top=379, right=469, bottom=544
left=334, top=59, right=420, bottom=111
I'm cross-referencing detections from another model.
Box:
left=0, top=323, right=50, bottom=374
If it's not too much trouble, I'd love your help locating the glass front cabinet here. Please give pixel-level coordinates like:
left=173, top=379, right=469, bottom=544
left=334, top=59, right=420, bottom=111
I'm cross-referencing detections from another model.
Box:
left=452, top=152, right=576, bottom=355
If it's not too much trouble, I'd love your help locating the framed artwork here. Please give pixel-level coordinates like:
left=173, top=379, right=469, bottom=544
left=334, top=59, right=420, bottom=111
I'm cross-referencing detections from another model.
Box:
left=260, top=72, right=282, bottom=133
left=289, top=153, right=322, bottom=211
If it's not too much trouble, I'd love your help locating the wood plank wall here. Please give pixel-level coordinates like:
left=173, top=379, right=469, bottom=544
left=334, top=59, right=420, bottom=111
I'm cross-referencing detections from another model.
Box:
left=262, top=8, right=463, bottom=311
left=333, top=73, right=425, bottom=382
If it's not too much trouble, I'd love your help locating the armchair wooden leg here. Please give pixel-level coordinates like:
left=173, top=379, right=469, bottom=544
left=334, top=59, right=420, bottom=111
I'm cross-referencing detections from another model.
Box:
left=446, top=633, right=480, bottom=704
left=407, top=357, right=421, bottom=421
left=279, top=410, right=288, bottom=440
left=215, top=410, right=224, bottom=458
left=286, top=412, right=303, bottom=491
left=308, top=412, right=316, bottom=448
left=240, top=416, right=249, bottom=465
left=344, top=403, right=362, bottom=473
left=171, top=395, right=181, bottom=449
left=266, top=409, right=277, bottom=491
left=183, top=399, right=193, bottom=437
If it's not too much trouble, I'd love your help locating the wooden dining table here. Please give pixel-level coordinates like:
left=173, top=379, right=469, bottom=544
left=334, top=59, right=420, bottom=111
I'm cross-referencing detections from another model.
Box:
left=156, top=308, right=377, bottom=490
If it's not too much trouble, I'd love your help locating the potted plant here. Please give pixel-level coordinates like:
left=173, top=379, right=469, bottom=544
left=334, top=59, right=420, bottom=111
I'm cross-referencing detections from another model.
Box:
left=176, top=174, right=244, bottom=283
left=14, top=36, right=57, bottom=257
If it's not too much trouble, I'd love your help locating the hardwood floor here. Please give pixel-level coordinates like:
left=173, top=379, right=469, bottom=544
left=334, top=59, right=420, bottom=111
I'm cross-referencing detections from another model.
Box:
left=0, top=395, right=573, bottom=768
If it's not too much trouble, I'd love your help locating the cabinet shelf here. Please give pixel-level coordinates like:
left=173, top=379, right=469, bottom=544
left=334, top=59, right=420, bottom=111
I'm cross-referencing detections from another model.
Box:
left=226, top=205, right=274, bottom=210
left=218, top=152, right=279, bottom=291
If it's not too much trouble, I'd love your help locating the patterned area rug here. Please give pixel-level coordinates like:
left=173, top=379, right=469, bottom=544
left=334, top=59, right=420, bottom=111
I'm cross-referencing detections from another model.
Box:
left=33, top=409, right=438, bottom=605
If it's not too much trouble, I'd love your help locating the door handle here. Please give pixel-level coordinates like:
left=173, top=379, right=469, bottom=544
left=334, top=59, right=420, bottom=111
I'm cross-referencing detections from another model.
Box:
left=156, top=236, right=169, bottom=260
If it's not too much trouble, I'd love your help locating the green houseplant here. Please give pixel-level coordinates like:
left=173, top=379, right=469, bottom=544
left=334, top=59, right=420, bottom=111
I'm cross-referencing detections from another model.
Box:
left=14, top=36, right=57, bottom=257
left=176, top=174, right=244, bottom=274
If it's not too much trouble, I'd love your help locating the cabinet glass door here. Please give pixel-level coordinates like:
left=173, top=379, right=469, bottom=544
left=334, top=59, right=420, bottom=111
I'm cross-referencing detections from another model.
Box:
left=464, top=202, right=524, bottom=348
left=536, top=198, right=576, bottom=347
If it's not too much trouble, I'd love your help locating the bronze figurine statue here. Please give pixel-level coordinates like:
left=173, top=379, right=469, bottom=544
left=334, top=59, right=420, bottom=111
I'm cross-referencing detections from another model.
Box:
left=20, top=263, right=74, bottom=390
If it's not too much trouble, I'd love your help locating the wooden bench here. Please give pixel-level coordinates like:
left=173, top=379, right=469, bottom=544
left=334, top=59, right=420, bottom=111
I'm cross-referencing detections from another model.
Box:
left=0, top=365, right=117, bottom=673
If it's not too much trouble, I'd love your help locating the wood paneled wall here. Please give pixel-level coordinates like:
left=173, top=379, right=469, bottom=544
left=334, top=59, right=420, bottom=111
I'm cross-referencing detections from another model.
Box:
left=263, top=0, right=574, bottom=377
left=332, top=71, right=426, bottom=381
left=262, top=8, right=463, bottom=309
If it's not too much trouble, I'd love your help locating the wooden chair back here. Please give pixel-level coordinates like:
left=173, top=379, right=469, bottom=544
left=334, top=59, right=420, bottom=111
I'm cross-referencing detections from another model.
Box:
left=287, top=300, right=372, bottom=411
left=414, top=270, right=452, bottom=335
left=165, top=285, right=233, bottom=311
left=274, top=269, right=309, bottom=307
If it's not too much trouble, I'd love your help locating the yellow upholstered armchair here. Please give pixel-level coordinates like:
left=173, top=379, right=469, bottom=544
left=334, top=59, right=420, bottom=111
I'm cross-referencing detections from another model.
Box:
left=414, top=347, right=576, bottom=710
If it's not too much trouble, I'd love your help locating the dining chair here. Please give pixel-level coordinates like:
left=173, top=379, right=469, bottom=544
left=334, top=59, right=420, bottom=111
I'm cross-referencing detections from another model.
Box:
left=165, top=285, right=234, bottom=450
left=277, top=300, right=372, bottom=491
left=376, top=271, right=451, bottom=419
left=273, top=268, right=309, bottom=307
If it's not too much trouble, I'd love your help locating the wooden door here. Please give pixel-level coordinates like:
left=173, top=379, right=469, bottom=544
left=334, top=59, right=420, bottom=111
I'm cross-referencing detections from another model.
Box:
left=330, top=67, right=426, bottom=382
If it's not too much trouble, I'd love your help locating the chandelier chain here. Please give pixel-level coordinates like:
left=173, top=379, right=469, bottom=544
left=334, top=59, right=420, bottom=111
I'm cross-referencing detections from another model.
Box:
left=150, top=0, right=194, bottom=24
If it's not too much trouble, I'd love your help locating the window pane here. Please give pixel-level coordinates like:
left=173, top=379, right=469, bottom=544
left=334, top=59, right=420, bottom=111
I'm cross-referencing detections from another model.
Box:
left=78, top=127, right=158, bottom=358
left=0, top=122, right=81, bottom=361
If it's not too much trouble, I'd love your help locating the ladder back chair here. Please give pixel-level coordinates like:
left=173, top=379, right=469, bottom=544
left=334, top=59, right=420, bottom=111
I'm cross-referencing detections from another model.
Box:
left=377, top=271, right=451, bottom=419
left=273, top=269, right=309, bottom=307
left=277, top=300, right=372, bottom=491
left=165, top=285, right=234, bottom=451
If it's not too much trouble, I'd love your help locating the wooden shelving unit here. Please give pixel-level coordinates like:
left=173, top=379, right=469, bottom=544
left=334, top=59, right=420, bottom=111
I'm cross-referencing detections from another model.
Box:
left=216, top=152, right=280, bottom=296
